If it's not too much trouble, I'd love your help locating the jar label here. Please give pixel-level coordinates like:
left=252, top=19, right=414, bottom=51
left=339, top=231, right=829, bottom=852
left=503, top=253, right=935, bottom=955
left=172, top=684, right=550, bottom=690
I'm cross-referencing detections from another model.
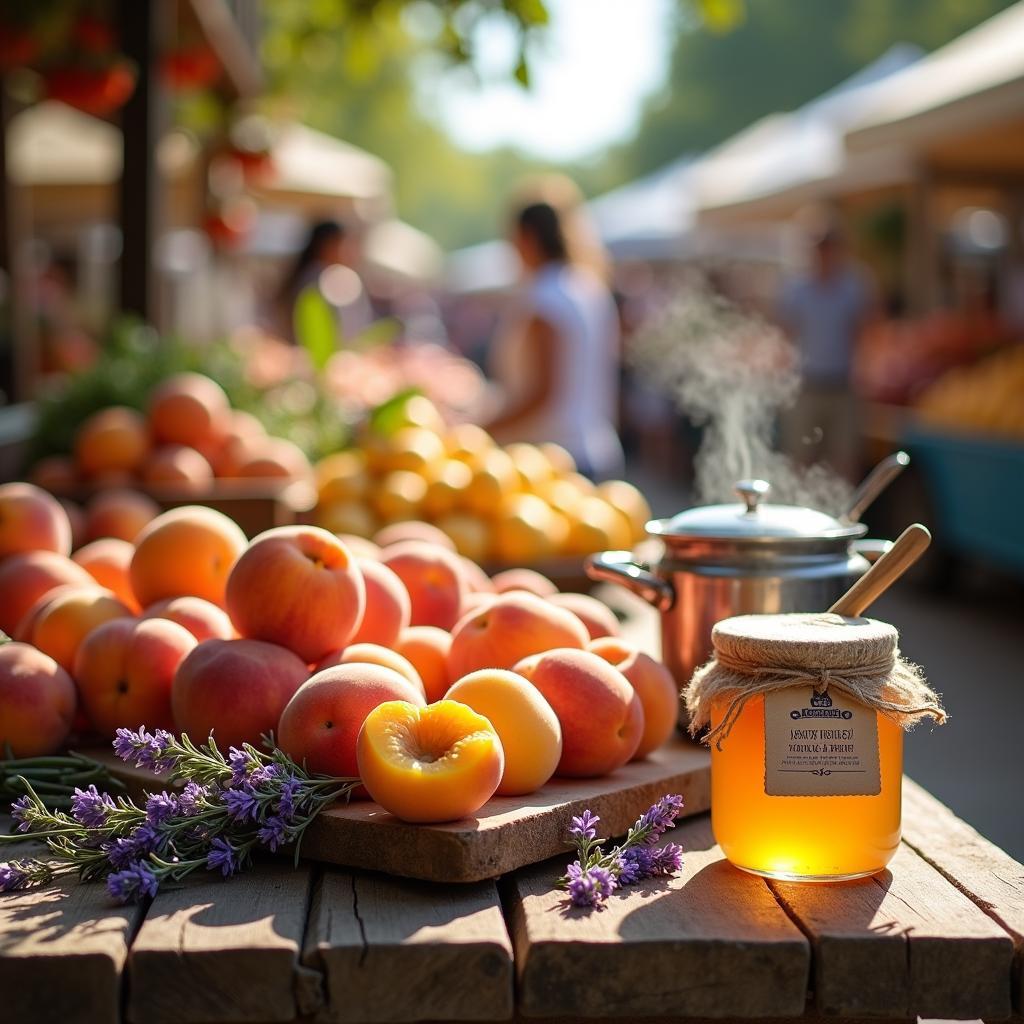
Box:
left=763, top=687, right=880, bottom=796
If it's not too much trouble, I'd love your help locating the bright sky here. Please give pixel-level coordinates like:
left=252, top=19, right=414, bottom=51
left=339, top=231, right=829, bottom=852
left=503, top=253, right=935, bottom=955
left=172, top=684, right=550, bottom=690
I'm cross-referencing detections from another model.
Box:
left=429, top=0, right=673, bottom=161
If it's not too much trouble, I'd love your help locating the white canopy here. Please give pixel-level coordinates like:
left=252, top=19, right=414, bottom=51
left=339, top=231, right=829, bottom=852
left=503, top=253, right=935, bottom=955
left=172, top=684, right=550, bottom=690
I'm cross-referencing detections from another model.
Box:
left=693, top=45, right=921, bottom=223
left=364, top=219, right=443, bottom=285
left=846, top=0, right=1024, bottom=153
left=253, top=122, right=392, bottom=217
left=588, top=155, right=698, bottom=261
left=444, top=240, right=519, bottom=297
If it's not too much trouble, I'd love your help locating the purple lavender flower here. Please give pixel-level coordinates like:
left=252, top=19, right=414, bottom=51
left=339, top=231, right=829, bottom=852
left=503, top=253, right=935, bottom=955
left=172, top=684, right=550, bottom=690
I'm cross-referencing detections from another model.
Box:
left=227, top=747, right=257, bottom=785
left=649, top=843, right=683, bottom=875
left=113, top=727, right=176, bottom=772
left=206, top=837, right=238, bottom=877
left=106, top=861, right=159, bottom=903
left=637, top=793, right=684, bottom=844
left=275, top=776, right=302, bottom=822
left=223, top=786, right=259, bottom=822
left=569, top=809, right=600, bottom=841
left=0, top=861, right=28, bottom=892
left=10, top=795, right=34, bottom=832
left=145, top=791, right=179, bottom=826
left=106, top=824, right=160, bottom=870
left=256, top=815, right=289, bottom=852
left=565, top=862, right=617, bottom=907
left=249, top=762, right=282, bottom=786
left=616, top=846, right=655, bottom=884
left=71, top=784, right=116, bottom=828
left=177, top=781, right=208, bottom=816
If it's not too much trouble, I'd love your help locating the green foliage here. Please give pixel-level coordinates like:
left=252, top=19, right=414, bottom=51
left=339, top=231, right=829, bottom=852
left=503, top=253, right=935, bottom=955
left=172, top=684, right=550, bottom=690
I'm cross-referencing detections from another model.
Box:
left=293, top=284, right=339, bottom=371
left=27, top=319, right=356, bottom=466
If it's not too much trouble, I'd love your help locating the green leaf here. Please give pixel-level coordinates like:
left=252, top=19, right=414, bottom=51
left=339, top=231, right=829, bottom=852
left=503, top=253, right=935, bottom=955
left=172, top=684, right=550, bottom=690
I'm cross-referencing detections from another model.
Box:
left=368, top=387, right=422, bottom=438
left=514, top=51, right=530, bottom=87
left=293, top=283, right=339, bottom=371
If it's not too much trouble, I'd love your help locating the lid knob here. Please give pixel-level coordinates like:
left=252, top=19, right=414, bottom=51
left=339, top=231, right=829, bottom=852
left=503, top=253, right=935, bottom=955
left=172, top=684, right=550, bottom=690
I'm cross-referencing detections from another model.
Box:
left=735, top=478, right=770, bottom=514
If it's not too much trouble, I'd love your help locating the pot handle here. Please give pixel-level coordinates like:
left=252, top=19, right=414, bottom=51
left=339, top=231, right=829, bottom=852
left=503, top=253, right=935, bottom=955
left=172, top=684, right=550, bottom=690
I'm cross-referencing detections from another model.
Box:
left=853, top=538, right=893, bottom=564
left=584, top=550, right=675, bottom=611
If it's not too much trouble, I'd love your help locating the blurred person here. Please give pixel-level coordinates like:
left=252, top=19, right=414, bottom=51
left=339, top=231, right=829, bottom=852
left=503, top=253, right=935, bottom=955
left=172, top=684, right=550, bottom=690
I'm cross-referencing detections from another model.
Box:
left=275, top=219, right=373, bottom=345
left=485, top=196, right=623, bottom=480
left=778, top=220, right=876, bottom=479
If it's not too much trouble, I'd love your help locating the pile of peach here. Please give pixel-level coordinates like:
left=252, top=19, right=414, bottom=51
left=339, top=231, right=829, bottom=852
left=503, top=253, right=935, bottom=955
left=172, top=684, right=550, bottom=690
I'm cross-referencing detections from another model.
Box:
left=315, top=397, right=651, bottom=565
left=30, top=371, right=312, bottom=496
left=0, top=483, right=678, bottom=824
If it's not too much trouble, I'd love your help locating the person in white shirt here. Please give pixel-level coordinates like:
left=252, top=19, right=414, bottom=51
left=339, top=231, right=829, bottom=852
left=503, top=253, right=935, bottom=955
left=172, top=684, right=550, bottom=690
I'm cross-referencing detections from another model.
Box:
left=486, top=199, right=624, bottom=480
left=779, top=222, right=876, bottom=479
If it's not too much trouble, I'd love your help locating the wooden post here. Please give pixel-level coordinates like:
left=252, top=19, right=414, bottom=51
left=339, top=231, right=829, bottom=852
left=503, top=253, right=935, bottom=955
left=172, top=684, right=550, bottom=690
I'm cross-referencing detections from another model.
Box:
left=0, top=82, right=36, bottom=403
left=117, top=0, right=167, bottom=324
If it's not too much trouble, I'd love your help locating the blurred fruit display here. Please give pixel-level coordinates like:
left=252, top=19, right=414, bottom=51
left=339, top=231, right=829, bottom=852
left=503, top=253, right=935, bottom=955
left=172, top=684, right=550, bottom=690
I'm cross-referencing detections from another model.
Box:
left=314, top=393, right=652, bottom=566
left=914, top=344, right=1024, bottom=439
left=854, top=311, right=1016, bottom=405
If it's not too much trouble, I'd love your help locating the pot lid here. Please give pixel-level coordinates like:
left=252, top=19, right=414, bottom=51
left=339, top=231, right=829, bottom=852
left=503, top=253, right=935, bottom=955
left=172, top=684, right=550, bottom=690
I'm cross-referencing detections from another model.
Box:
left=648, top=479, right=864, bottom=543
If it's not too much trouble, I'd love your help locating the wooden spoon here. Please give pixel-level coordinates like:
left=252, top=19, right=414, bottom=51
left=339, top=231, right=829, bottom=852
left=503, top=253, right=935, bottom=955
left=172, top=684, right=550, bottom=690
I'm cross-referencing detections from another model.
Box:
left=829, top=523, right=931, bottom=617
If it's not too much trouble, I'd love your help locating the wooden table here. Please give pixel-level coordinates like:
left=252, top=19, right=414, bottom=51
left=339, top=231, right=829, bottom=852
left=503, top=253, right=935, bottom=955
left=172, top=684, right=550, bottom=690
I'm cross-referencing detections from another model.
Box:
left=2, top=775, right=1022, bottom=1024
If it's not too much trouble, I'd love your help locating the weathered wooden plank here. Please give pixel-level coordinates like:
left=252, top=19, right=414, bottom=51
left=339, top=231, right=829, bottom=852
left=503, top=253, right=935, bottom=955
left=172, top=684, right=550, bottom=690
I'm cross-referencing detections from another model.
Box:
left=127, top=859, right=313, bottom=1024
left=770, top=841, right=1015, bottom=1019
left=903, top=776, right=1024, bottom=1010
left=508, top=815, right=810, bottom=1019
left=303, top=867, right=514, bottom=1023
left=301, top=738, right=709, bottom=883
left=0, top=817, right=144, bottom=1024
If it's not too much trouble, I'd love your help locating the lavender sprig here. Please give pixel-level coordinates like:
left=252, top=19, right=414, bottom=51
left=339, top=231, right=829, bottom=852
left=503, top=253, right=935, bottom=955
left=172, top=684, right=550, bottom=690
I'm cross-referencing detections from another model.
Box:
left=1, top=726, right=359, bottom=902
left=559, top=794, right=685, bottom=908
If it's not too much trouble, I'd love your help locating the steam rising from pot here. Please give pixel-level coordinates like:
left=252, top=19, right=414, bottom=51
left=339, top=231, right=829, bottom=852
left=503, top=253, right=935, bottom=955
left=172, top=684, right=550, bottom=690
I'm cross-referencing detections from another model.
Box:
left=629, top=284, right=853, bottom=514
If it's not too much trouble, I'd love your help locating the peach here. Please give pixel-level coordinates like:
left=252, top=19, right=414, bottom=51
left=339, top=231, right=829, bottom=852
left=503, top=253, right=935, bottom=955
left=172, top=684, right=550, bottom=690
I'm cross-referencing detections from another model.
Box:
left=74, top=617, right=197, bottom=735
left=446, top=669, right=561, bottom=795
left=25, top=585, right=134, bottom=673
left=29, top=454, right=79, bottom=494
left=458, top=591, right=497, bottom=620
left=421, top=459, right=472, bottom=518
left=459, top=555, right=495, bottom=594
left=357, top=699, right=503, bottom=822
left=447, top=592, right=588, bottom=679
left=315, top=451, right=369, bottom=504
left=319, top=500, right=377, bottom=539
left=226, top=526, right=365, bottom=663
left=538, top=442, right=576, bottom=474
left=491, top=567, right=558, bottom=597
left=74, top=406, right=150, bottom=477
left=514, top=648, right=644, bottom=777
left=141, top=445, right=215, bottom=490
left=335, top=533, right=381, bottom=560
left=141, top=595, right=234, bottom=642
left=235, top=437, right=311, bottom=480
left=172, top=638, right=308, bottom=749
left=317, top=642, right=424, bottom=696
left=380, top=541, right=467, bottom=631
left=372, top=470, right=427, bottom=523
left=588, top=637, right=679, bottom=759
left=347, top=559, right=410, bottom=647
left=130, top=505, right=247, bottom=608
left=0, top=551, right=94, bottom=635
left=13, top=584, right=80, bottom=642
left=394, top=626, right=451, bottom=702
left=373, top=520, right=456, bottom=552
left=0, top=482, right=72, bottom=559
left=278, top=663, right=425, bottom=779
left=148, top=372, right=231, bottom=449
left=204, top=409, right=266, bottom=475
left=85, top=488, right=159, bottom=542
left=72, top=538, right=140, bottom=611
left=548, top=592, right=619, bottom=640
left=434, top=512, right=491, bottom=563
left=0, top=642, right=77, bottom=756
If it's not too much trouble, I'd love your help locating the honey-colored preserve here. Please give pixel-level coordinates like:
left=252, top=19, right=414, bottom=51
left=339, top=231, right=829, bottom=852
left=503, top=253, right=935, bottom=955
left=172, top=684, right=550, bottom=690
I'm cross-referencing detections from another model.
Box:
left=710, top=694, right=903, bottom=881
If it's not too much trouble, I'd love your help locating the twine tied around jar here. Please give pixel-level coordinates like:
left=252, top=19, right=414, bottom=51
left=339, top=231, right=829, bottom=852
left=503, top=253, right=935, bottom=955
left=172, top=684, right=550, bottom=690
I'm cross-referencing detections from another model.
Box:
left=686, top=612, right=947, bottom=749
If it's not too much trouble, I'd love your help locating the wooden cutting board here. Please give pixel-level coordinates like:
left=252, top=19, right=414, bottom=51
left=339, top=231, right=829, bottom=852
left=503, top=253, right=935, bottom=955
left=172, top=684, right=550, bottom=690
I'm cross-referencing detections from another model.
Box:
left=299, top=736, right=709, bottom=882
left=95, top=736, right=709, bottom=883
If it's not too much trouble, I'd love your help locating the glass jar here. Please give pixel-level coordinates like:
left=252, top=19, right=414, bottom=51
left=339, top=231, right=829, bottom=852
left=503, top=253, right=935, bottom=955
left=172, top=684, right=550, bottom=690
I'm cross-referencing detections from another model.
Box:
left=688, top=612, right=939, bottom=883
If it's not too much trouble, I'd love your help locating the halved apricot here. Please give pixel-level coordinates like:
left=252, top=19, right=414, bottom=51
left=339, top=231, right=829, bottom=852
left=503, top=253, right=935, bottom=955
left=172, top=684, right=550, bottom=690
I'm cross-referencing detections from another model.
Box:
left=356, top=699, right=504, bottom=822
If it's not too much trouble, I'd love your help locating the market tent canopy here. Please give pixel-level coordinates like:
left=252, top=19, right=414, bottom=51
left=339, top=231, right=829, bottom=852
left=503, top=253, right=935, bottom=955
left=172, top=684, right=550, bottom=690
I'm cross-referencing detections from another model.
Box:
left=252, top=122, right=393, bottom=219
left=693, top=45, right=921, bottom=225
left=444, top=240, right=519, bottom=297
left=364, top=218, right=443, bottom=286
left=6, top=101, right=198, bottom=226
left=845, top=0, right=1024, bottom=166
left=588, top=155, right=699, bottom=261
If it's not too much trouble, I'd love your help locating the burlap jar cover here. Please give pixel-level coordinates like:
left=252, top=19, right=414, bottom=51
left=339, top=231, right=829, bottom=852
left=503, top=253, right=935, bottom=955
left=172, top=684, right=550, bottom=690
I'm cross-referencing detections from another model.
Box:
left=686, top=612, right=946, bottom=748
